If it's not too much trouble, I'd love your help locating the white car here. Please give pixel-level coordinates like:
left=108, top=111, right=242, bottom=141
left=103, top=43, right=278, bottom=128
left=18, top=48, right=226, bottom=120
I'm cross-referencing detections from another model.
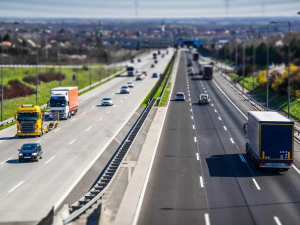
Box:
left=102, top=97, right=113, bottom=106
left=120, top=86, right=130, bottom=94
left=136, top=74, right=145, bottom=80
left=175, top=92, right=186, bottom=101
left=127, top=82, right=134, bottom=88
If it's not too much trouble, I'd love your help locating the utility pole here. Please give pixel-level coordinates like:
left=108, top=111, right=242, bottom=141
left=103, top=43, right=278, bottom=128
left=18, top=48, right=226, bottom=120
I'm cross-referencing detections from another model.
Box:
left=235, top=39, right=238, bottom=87
left=1, top=22, right=4, bottom=121
left=35, top=31, right=39, bottom=105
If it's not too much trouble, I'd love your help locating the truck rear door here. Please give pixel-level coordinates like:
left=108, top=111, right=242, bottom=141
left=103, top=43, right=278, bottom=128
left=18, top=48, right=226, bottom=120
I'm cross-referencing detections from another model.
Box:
left=260, top=124, right=293, bottom=160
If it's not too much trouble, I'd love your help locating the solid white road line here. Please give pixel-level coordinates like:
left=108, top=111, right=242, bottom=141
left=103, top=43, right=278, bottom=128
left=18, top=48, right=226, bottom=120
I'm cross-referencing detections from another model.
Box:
left=107, top=111, right=111, bottom=114
left=86, top=127, right=91, bottom=132
left=1, top=157, right=12, bottom=165
left=252, top=178, right=261, bottom=190
left=82, top=111, right=87, bottom=114
left=194, top=137, right=197, bottom=143
left=69, top=139, right=76, bottom=145
left=230, top=138, right=234, bottom=144
left=98, top=118, right=103, bottom=122
left=224, top=126, right=227, bottom=130
left=36, top=140, right=41, bottom=143
left=200, top=176, right=204, bottom=188
left=9, top=181, right=24, bottom=193
left=274, top=217, right=282, bottom=225
left=205, top=213, right=210, bottom=225
left=45, top=156, right=56, bottom=164
left=54, top=128, right=61, bottom=132
left=213, top=80, right=248, bottom=119
left=239, top=154, right=245, bottom=162
left=196, top=153, right=199, bottom=160
left=71, top=118, right=76, bottom=122
left=292, top=165, right=300, bottom=174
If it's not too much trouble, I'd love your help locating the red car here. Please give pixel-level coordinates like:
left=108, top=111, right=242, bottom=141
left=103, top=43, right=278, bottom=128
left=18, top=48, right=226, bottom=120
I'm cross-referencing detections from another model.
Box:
left=151, top=64, right=155, bottom=68
left=142, top=71, right=147, bottom=76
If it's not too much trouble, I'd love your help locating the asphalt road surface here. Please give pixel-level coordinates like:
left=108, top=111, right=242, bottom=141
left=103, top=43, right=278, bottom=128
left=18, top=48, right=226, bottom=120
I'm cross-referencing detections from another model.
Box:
left=0, top=49, right=173, bottom=223
left=137, top=50, right=300, bottom=225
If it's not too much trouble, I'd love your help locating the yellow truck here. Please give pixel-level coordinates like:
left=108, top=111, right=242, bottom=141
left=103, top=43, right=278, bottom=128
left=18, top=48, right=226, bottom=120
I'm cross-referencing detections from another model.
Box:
left=15, top=104, right=59, bottom=137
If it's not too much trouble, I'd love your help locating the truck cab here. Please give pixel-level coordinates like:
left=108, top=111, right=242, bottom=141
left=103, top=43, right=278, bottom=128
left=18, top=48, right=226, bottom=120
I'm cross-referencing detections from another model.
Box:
left=16, top=104, right=43, bottom=137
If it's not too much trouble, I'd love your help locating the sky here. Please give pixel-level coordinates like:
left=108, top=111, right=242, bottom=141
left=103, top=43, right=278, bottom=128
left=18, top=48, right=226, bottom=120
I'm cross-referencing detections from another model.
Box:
left=1, top=0, right=300, bottom=18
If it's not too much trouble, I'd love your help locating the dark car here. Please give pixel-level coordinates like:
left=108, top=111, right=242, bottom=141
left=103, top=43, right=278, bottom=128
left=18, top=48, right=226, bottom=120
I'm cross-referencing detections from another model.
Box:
left=130, top=59, right=134, bottom=63
left=151, top=64, right=155, bottom=68
left=154, top=60, right=158, bottom=64
left=138, top=59, right=141, bottom=62
left=18, top=143, right=43, bottom=162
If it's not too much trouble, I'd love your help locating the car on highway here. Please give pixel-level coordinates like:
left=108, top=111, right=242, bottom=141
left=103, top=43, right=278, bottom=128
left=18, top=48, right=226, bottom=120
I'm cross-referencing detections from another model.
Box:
left=154, top=60, right=158, bottom=63
left=18, top=143, right=43, bottom=162
left=127, top=82, right=134, bottom=87
left=198, top=94, right=210, bottom=105
left=142, top=71, right=147, bottom=76
left=188, top=67, right=195, bottom=75
left=136, top=74, right=145, bottom=80
left=101, top=97, right=113, bottom=106
left=175, top=92, right=186, bottom=101
left=151, top=64, right=155, bottom=68
left=130, top=59, right=134, bottom=63
left=120, top=86, right=130, bottom=94
left=162, top=54, right=165, bottom=58
left=166, top=50, right=169, bottom=54
left=187, top=60, right=192, bottom=67
left=138, top=59, right=141, bottom=62
left=152, top=73, right=158, bottom=78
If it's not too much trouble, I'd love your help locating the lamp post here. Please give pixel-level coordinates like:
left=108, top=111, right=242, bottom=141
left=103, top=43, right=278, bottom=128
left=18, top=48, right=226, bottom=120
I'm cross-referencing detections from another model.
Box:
left=0, top=21, right=3, bottom=121
left=35, top=29, right=39, bottom=105
left=235, top=39, right=238, bottom=87
left=270, top=20, right=291, bottom=117
left=242, top=39, right=245, bottom=93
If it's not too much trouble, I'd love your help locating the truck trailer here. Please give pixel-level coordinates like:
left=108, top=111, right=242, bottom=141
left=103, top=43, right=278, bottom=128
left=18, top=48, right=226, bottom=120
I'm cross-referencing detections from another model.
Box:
left=243, top=111, right=294, bottom=170
left=127, top=63, right=135, bottom=76
left=203, top=65, right=213, bottom=80
left=49, top=87, right=79, bottom=119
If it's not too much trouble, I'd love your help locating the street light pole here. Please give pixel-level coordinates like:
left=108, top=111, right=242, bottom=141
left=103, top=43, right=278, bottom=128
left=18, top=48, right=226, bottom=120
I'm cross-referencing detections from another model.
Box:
left=253, top=44, right=255, bottom=97
left=235, top=39, right=237, bottom=87
left=35, top=31, right=39, bottom=105
left=1, top=22, right=3, bottom=122
left=271, top=20, right=291, bottom=117
left=266, top=29, right=269, bottom=109
left=242, top=39, right=245, bottom=93
left=57, top=32, right=61, bottom=87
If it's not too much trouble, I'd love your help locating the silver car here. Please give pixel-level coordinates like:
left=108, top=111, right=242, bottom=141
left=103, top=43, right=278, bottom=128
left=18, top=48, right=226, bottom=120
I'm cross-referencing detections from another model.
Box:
left=175, top=92, right=186, bottom=101
left=120, top=86, right=130, bottom=94
left=102, top=97, right=113, bottom=106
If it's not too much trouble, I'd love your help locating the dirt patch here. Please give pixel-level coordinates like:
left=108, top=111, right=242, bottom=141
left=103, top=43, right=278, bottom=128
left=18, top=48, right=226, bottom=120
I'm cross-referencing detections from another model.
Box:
left=23, top=73, right=66, bottom=85
left=0, top=80, right=35, bottom=100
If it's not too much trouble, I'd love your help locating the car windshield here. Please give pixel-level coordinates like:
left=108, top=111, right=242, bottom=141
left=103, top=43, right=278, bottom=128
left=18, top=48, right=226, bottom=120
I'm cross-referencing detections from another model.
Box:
left=21, top=144, right=37, bottom=150
left=17, top=113, right=38, bottom=121
left=103, top=98, right=111, bottom=101
left=128, top=82, right=133, bottom=84
left=177, top=94, right=184, bottom=96
left=122, top=86, right=128, bottom=88
left=50, top=97, right=66, bottom=107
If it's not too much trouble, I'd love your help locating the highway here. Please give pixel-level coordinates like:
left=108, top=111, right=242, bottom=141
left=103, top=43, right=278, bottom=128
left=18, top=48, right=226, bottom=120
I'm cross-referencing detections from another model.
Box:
left=0, top=49, right=173, bottom=223
left=137, top=50, right=300, bottom=225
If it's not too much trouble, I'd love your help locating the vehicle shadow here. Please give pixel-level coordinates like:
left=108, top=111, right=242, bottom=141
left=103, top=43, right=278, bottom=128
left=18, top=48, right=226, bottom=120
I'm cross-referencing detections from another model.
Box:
left=0, top=135, right=20, bottom=141
left=191, top=77, right=203, bottom=81
left=6, top=159, right=35, bottom=164
left=95, top=105, right=112, bottom=107
left=206, top=154, right=282, bottom=177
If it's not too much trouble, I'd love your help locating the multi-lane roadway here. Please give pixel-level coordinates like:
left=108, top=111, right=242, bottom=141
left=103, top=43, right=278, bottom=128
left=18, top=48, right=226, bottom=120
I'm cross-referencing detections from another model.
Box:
left=137, top=50, right=300, bottom=225
left=0, top=49, right=173, bottom=223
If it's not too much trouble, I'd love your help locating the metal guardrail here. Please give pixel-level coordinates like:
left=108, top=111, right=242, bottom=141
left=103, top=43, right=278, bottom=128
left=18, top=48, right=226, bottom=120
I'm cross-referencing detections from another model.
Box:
left=63, top=98, right=157, bottom=224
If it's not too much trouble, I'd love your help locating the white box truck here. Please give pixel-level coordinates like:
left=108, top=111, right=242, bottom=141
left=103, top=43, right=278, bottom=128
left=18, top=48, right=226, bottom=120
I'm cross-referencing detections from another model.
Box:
left=243, top=111, right=294, bottom=171
left=49, top=87, right=79, bottom=119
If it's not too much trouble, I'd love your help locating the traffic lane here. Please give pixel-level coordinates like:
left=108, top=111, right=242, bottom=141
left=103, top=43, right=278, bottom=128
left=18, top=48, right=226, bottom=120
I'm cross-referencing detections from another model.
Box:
left=138, top=51, right=207, bottom=225
left=201, top=73, right=300, bottom=223
left=0, top=51, right=175, bottom=221
left=0, top=51, right=172, bottom=162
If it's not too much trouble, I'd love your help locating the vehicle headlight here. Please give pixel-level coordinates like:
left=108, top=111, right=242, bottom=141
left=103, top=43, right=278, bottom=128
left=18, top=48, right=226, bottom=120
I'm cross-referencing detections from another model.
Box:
left=35, top=130, right=39, bottom=133
left=19, top=153, right=23, bottom=156
left=32, top=153, right=37, bottom=156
